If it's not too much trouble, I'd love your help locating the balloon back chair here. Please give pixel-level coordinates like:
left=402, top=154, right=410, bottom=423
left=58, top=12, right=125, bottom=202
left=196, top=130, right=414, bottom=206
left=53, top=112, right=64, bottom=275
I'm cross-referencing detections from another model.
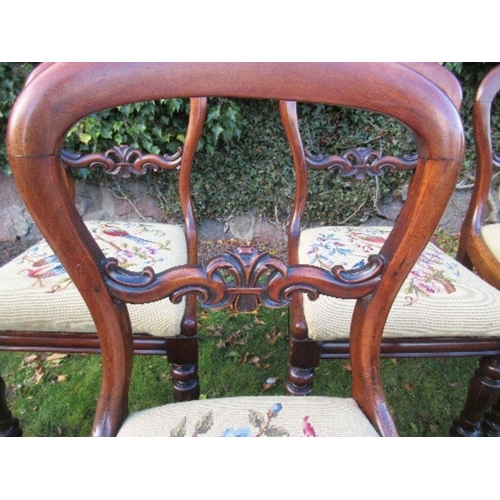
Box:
left=4, top=62, right=463, bottom=437
left=281, top=64, right=500, bottom=437
left=0, top=64, right=204, bottom=437
left=453, top=64, right=500, bottom=436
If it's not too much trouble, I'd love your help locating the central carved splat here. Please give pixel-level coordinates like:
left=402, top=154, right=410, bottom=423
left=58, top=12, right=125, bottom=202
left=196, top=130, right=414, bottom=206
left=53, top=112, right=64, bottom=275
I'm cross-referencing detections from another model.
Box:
left=104, top=246, right=385, bottom=313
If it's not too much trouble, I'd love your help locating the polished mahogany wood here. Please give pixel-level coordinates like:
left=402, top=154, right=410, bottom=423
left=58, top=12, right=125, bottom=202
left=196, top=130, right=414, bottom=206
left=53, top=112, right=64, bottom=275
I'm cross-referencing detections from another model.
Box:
left=279, top=67, right=500, bottom=438
left=6, top=63, right=464, bottom=436
left=0, top=82, right=207, bottom=436
left=451, top=64, right=500, bottom=437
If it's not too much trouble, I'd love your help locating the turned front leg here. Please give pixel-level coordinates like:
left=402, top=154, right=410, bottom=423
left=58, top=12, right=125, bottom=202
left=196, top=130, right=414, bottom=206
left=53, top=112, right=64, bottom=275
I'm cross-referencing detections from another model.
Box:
left=482, top=394, right=500, bottom=437
left=451, top=356, right=500, bottom=437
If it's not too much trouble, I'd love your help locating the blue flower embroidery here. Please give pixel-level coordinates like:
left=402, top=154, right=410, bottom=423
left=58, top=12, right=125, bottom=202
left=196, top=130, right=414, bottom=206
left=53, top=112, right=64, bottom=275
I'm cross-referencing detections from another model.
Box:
left=221, top=426, right=252, bottom=437
left=269, top=403, right=282, bottom=416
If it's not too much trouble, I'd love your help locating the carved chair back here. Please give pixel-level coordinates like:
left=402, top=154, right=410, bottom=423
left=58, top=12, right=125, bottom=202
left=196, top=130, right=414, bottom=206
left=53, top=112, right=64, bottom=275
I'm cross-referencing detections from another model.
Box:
left=450, top=64, right=500, bottom=437
left=278, top=63, right=467, bottom=394
left=6, top=63, right=463, bottom=436
left=0, top=67, right=206, bottom=437
left=457, top=64, right=500, bottom=285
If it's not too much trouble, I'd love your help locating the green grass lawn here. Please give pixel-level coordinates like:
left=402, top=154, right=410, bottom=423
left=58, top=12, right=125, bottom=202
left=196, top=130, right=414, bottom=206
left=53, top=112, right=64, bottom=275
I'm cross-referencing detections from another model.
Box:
left=0, top=305, right=477, bottom=437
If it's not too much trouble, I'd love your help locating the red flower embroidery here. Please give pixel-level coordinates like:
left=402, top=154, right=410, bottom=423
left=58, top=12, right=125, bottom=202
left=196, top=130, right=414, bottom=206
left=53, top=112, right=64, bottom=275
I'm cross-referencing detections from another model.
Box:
left=302, top=416, right=317, bottom=437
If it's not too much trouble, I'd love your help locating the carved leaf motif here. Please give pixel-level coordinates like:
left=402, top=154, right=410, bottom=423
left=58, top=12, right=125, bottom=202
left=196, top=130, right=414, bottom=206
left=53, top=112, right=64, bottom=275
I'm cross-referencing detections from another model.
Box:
left=248, top=410, right=266, bottom=428
left=264, top=426, right=290, bottom=437
left=61, top=145, right=182, bottom=178
left=170, top=416, right=187, bottom=437
left=305, top=147, right=417, bottom=180
left=105, top=245, right=384, bottom=311
left=194, top=411, right=214, bottom=435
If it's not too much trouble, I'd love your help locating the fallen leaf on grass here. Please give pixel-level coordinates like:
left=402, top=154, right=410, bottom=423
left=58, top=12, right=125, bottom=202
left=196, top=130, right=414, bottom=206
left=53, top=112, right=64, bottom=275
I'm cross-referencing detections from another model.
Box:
left=450, top=382, right=462, bottom=388
left=46, top=353, right=68, bottom=363
left=206, top=325, right=223, bottom=337
left=265, top=327, right=283, bottom=345
left=404, top=383, right=415, bottom=391
left=32, top=368, right=44, bottom=384
left=250, top=356, right=260, bottom=367
left=343, top=363, right=352, bottom=372
left=57, top=375, right=67, bottom=383
left=429, top=424, right=438, bottom=433
left=24, top=354, right=39, bottom=364
left=261, top=377, right=278, bottom=392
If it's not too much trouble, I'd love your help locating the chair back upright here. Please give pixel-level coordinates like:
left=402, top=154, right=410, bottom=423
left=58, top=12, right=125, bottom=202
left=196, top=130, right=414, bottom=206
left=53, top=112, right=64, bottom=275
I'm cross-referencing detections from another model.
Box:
left=457, top=64, right=500, bottom=288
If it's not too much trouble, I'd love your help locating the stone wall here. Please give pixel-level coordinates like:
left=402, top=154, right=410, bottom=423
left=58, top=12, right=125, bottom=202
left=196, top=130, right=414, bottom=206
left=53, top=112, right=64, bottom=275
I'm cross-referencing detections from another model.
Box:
left=0, top=173, right=288, bottom=244
left=0, top=172, right=472, bottom=244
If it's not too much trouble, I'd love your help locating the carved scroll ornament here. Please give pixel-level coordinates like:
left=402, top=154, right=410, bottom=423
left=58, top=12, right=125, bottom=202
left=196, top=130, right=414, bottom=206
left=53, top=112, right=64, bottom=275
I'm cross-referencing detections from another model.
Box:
left=305, top=146, right=418, bottom=180
left=61, top=145, right=182, bottom=178
left=104, top=246, right=385, bottom=313
left=493, top=150, right=500, bottom=170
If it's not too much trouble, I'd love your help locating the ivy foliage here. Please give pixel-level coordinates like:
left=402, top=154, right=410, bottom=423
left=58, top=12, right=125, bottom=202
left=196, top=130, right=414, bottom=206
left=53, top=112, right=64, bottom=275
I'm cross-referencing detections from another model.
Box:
left=1, top=63, right=498, bottom=225
left=65, top=98, right=242, bottom=159
left=0, top=62, right=36, bottom=171
left=443, top=62, right=500, bottom=174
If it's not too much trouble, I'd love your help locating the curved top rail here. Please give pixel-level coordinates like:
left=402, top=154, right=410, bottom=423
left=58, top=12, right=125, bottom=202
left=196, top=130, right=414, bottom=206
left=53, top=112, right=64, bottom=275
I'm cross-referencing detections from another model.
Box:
left=476, top=64, right=500, bottom=103
left=401, top=62, right=462, bottom=110
left=7, top=62, right=463, bottom=161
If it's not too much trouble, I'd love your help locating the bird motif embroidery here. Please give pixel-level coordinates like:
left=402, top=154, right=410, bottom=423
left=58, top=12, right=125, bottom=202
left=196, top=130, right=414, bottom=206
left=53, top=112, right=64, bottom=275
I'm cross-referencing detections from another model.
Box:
left=18, top=258, right=71, bottom=292
left=15, top=222, right=171, bottom=292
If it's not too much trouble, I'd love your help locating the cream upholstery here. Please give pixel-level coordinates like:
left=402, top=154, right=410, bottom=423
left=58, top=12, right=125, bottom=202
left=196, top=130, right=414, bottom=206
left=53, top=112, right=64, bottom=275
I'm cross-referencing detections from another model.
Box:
left=481, top=223, right=500, bottom=263
left=299, top=226, right=500, bottom=340
left=0, top=221, right=186, bottom=336
left=118, top=395, right=379, bottom=437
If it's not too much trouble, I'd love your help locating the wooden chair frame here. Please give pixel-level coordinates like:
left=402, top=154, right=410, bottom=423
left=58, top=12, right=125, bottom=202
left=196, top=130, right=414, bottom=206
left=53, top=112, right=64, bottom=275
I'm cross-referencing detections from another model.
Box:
left=4, top=63, right=463, bottom=436
left=280, top=65, right=500, bottom=437
left=452, top=64, right=500, bottom=436
left=0, top=64, right=205, bottom=436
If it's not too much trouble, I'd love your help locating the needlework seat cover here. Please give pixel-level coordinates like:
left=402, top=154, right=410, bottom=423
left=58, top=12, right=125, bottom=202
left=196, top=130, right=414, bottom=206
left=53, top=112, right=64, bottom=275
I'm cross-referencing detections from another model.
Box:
left=0, top=220, right=186, bottom=336
left=117, top=395, right=379, bottom=437
left=299, top=226, right=500, bottom=340
left=481, top=223, right=500, bottom=263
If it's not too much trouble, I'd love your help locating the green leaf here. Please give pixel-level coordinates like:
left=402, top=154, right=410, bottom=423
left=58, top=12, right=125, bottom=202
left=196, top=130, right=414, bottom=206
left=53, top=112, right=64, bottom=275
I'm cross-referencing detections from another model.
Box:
left=78, top=132, right=92, bottom=145
left=248, top=410, right=266, bottom=428
left=170, top=416, right=187, bottom=437
left=264, top=426, right=289, bottom=437
left=212, top=124, right=224, bottom=143
left=194, top=411, right=213, bottom=435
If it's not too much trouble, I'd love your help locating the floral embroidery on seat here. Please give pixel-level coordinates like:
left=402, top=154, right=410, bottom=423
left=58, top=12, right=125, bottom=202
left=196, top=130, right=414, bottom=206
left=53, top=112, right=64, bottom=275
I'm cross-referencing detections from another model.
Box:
left=302, top=416, right=317, bottom=437
left=169, top=402, right=317, bottom=437
left=13, top=222, right=173, bottom=293
left=305, top=227, right=460, bottom=306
